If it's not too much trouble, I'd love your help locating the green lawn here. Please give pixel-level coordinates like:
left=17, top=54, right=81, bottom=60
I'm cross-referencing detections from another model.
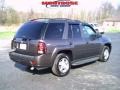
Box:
left=107, top=27, right=120, bottom=33
left=0, top=31, right=15, bottom=39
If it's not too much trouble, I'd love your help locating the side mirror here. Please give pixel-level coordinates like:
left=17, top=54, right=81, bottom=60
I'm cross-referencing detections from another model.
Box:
left=90, top=34, right=97, bottom=40
left=100, top=32, right=104, bottom=34
left=96, top=32, right=102, bottom=38
left=90, top=33, right=102, bottom=40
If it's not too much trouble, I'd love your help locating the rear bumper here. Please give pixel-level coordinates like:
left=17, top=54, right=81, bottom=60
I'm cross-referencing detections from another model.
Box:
left=9, top=51, right=51, bottom=68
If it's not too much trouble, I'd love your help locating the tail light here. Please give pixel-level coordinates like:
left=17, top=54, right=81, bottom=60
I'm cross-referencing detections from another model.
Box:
left=11, top=40, right=16, bottom=50
left=11, top=40, right=14, bottom=49
left=38, top=42, right=47, bottom=54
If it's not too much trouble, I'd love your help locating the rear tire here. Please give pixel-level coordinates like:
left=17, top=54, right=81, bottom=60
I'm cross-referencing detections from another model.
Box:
left=99, top=46, right=110, bottom=62
left=52, top=53, right=71, bottom=77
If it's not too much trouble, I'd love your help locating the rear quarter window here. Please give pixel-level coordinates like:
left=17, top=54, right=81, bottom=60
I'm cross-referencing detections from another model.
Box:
left=44, top=23, right=65, bottom=40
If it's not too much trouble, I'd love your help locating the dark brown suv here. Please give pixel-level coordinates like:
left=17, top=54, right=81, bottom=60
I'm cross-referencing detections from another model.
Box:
left=9, top=18, right=112, bottom=76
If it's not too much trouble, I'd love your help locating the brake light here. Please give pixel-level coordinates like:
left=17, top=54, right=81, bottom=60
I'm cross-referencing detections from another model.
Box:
left=11, top=40, right=16, bottom=50
left=38, top=42, right=47, bottom=54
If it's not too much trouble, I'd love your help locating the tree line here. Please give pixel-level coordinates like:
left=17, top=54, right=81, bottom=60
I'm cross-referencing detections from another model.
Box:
left=0, top=0, right=120, bottom=25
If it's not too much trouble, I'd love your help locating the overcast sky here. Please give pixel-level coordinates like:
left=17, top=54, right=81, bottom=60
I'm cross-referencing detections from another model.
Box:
left=5, top=0, right=120, bottom=12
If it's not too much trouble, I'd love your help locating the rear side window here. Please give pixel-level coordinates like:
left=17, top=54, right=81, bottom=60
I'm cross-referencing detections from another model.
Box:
left=69, top=24, right=81, bottom=39
left=44, top=23, right=65, bottom=40
left=15, top=21, right=47, bottom=39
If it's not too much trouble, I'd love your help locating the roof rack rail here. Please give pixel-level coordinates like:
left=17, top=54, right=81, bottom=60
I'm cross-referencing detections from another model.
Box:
left=29, top=18, right=50, bottom=21
left=29, top=18, right=82, bottom=23
left=29, top=18, right=72, bottom=21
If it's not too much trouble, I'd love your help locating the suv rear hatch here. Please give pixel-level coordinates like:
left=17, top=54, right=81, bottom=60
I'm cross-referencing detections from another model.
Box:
left=12, top=21, right=48, bottom=55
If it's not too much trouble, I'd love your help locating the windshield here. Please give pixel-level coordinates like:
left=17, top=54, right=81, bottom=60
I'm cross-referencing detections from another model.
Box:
left=15, top=21, right=47, bottom=39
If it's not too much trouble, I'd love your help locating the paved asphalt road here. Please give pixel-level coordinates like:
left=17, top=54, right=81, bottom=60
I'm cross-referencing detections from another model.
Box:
left=0, top=33, right=120, bottom=90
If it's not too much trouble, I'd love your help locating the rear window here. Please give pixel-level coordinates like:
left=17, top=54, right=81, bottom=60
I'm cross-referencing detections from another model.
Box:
left=44, top=23, right=65, bottom=40
left=15, top=21, right=47, bottom=39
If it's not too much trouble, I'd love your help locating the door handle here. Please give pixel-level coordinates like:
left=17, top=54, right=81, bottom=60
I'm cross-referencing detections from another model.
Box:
left=69, top=42, right=72, bottom=45
left=86, top=41, right=89, bottom=44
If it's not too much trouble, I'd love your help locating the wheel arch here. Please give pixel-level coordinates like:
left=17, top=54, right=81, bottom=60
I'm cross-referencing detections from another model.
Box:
left=104, top=43, right=112, bottom=52
left=57, top=50, right=73, bottom=61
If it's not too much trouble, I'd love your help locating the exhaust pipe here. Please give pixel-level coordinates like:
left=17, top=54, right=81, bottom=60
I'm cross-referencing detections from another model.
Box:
left=30, top=67, right=34, bottom=70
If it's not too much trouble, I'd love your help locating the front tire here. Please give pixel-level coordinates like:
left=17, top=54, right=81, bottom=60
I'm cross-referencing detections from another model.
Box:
left=99, top=46, right=110, bottom=62
left=52, top=53, right=71, bottom=77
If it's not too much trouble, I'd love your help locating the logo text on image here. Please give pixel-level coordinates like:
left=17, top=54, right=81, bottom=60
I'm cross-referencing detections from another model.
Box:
left=41, top=0, right=78, bottom=8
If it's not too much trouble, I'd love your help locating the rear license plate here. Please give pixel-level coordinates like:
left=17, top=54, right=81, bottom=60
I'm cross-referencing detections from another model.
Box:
left=20, top=43, right=27, bottom=50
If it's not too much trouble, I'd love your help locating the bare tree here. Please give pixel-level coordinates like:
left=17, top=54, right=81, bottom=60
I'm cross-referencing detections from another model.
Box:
left=0, top=0, right=5, bottom=24
left=28, top=9, right=34, bottom=20
left=116, top=5, right=120, bottom=16
left=0, top=0, right=5, bottom=10
left=100, top=2, right=114, bottom=20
